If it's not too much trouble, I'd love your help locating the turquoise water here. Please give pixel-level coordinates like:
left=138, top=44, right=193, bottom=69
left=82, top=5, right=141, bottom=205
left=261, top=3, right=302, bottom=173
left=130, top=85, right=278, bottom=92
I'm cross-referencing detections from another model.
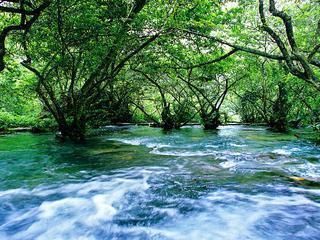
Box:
left=0, top=125, right=320, bottom=240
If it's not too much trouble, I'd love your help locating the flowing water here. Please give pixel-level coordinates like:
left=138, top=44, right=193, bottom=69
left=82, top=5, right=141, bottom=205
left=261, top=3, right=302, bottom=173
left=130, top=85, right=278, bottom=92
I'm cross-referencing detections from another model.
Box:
left=0, top=125, right=320, bottom=240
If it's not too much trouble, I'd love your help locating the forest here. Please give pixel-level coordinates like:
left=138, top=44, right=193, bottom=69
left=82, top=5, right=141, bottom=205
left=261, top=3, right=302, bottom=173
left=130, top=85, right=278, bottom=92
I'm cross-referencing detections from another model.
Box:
left=0, top=0, right=319, bottom=141
left=0, top=1, right=320, bottom=240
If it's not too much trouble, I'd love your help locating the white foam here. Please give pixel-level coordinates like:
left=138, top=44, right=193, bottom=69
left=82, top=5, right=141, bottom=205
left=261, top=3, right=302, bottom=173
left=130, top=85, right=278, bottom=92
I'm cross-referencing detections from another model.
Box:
left=2, top=178, right=320, bottom=240
left=230, top=143, right=247, bottom=147
left=0, top=188, right=30, bottom=197
left=0, top=168, right=154, bottom=240
left=219, top=161, right=237, bottom=169
left=109, top=137, right=171, bottom=149
left=120, top=190, right=320, bottom=240
left=150, top=148, right=219, bottom=157
left=272, top=149, right=292, bottom=156
left=290, top=187, right=320, bottom=195
left=205, top=144, right=219, bottom=148
left=287, top=162, right=320, bottom=179
left=110, top=138, right=144, bottom=146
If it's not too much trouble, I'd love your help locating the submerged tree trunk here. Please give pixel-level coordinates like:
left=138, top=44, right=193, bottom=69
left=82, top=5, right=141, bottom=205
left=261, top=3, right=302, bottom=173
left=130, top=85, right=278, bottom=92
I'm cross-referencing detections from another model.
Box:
left=58, top=117, right=86, bottom=142
left=269, top=82, right=289, bottom=132
left=201, top=111, right=221, bottom=130
left=161, top=105, right=178, bottom=130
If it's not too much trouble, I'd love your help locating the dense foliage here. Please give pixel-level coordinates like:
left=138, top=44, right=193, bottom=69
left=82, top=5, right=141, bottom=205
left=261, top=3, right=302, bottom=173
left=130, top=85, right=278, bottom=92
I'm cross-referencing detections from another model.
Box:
left=0, top=0, right=319, bottom=141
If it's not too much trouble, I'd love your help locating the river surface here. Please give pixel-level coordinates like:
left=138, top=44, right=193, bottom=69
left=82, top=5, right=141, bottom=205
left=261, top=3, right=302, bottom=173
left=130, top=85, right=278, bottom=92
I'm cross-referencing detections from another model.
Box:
left=0, top=125, right=320, bottom=240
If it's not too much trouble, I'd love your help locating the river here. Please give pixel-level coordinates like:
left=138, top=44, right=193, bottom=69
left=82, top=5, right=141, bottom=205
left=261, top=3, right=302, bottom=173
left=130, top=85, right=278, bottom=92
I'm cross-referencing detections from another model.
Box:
left=0, top=125, right=319, bottom=240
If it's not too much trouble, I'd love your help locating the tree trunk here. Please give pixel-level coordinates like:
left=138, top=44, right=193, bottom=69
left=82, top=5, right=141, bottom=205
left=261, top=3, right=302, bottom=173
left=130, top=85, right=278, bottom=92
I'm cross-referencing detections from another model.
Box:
left=269, top=82, right=289, bottom=132
left=58, top=116, right=86, bottom=142
left=161, top=112, right=175, bottom=130
left=202, top=112, right=221, bottom=130
left=161, top=106, right=179, bottom=130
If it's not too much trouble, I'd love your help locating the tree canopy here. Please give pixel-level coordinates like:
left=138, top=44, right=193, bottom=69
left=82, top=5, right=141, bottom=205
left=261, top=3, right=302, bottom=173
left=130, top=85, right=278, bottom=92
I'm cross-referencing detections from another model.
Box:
left=0, top=0, right=319, bottom=141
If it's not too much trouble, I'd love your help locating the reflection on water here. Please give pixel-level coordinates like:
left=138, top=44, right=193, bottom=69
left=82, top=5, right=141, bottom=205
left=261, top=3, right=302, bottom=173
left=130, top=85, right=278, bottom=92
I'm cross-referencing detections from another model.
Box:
left=0, top=125, right=320, bottom=240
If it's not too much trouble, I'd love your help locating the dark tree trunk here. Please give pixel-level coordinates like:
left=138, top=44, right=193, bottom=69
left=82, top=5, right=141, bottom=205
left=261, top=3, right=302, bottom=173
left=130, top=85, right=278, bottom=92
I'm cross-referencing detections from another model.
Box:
left=201, top=112, right=221, bottom=130
left=57, top=115, right=86, bottom=142
left=161, top=106, right=180, bottom=130
left=161, top=111, right=175, bottom=130
left=269, top=82, right=289, bottom=132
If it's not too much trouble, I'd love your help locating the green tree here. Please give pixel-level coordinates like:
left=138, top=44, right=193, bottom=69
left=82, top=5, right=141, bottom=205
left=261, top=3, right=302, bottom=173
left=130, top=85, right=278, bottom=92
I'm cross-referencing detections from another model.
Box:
left=22, top=0, right=161, bottom=140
